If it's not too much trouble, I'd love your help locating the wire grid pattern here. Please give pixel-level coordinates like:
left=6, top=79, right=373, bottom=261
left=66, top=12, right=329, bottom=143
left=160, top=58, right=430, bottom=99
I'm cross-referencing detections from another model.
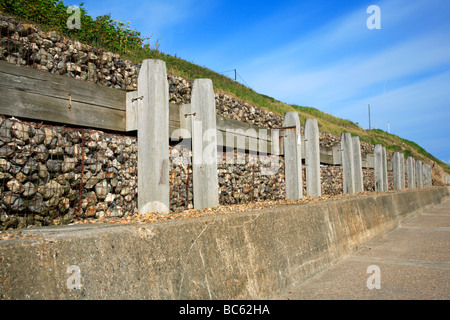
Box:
left=217, top=150, right=285, bottom=206
left=169, top=143, right=193, bottom=213
left=0, top=115, right=137, bottom=229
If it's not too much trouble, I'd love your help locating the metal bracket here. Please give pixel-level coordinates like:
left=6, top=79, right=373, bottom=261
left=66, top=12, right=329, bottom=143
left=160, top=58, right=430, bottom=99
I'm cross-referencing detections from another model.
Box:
left=131, top=96, right=144, bottom=102
left=273, top=126, right=297, bottom=130
left=184, top=112, right=196, bottom=118
left=274, top=125, right=297, bottom=138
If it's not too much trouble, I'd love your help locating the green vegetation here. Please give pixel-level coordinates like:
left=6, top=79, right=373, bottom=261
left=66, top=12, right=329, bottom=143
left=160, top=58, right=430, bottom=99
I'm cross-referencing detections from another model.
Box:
left=0, top=0, right=159, bottom=54
left=1, top=0, right=449, bottom=175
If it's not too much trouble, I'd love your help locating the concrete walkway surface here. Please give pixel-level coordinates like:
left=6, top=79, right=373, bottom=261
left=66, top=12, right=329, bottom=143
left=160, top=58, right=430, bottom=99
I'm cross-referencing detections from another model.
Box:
left=276, top=199, right=450, bottom=300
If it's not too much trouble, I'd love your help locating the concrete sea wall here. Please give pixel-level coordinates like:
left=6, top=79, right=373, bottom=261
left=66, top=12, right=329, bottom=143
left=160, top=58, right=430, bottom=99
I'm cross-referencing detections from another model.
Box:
left=1, top=186, right=448, bottom=299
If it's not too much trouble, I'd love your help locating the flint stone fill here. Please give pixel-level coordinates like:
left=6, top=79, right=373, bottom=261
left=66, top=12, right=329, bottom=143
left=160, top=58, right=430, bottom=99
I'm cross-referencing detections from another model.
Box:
left=0, top=113, right=140, bottom=229
left=12, top=122, right=30, bottom=141
left=95, top=180, right=111, bottom=200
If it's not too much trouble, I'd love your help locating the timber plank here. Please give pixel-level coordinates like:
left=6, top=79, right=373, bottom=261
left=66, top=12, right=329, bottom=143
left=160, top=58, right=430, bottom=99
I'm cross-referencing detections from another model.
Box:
left=0, top=60, right=125, bottom=110
left=0, top=86, right=126, bottom=131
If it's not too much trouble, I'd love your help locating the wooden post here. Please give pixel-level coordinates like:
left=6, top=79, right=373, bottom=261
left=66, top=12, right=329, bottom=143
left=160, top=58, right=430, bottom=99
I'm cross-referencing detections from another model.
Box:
left=283, top=112, right=302, bottom=200
left=416, top=160, right=423, bottom=188
left=179, top=104, right=193, bottom=139
left=382, top=146, right=388, bottom=191
left=137, top=59, right=170, bottom=214
left=126, top=91, right=138, bottom=131
left=374, top=144, right=384, bottom=192
left=191, top=79, right=219, bottom=209
left=428, top=164, right=433, bottom=187
left=393, top=152, right=401, bottom=190
left=422, top=163, right=431, bottom=187
left=271, top=130, right=280, bottom=156
left=407, top=157, right=416, bottom=189
left=341, top=133, right=355, bottom=194
left=305, top=118, right=321, bottom=197
left=352, top=136, right=364, bottom=193
left=400, top=153, right=405, bottom=189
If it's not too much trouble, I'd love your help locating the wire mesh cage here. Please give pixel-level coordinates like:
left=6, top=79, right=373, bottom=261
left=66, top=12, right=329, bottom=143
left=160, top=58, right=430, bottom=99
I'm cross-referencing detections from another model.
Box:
left=218, top=150, right=285, bottom=206
left=0, top=115, right=138, bottom=229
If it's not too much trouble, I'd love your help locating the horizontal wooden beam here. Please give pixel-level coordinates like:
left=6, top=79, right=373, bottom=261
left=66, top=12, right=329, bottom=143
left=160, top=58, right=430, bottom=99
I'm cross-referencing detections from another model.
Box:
left=0, top=61, right=394, bottom=168
left=0, top=60, right=127, bottom=131
left=0, top=86, right=127, bottom=131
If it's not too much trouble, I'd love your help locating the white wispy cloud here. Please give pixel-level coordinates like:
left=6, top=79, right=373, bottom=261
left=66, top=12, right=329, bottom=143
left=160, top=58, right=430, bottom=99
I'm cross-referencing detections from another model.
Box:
left=80, top=0, right=214, bottom=40
left=132, top=0, right=201, bottom=33
left=238, top=0, right=450, bottom=162
left=79, top=0, right=449, bottom=162
left=245, top=0, right=450, bottom=107
left=339, top=70, right=450, bottom=129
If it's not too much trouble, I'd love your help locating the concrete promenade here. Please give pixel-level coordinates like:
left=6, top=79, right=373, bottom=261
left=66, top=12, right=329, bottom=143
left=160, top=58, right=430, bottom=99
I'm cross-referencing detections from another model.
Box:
left=277, top=199, right=450, bottom=300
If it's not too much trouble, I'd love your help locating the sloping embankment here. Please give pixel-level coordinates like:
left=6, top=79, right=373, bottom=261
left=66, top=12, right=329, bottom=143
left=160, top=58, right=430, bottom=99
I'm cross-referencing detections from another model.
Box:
left=1, top=187, right=449, bottom=299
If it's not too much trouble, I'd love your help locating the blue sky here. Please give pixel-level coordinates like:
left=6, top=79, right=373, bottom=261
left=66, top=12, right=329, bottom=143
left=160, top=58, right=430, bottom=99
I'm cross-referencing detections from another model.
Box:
left=74, top=0, right=450, bottom=165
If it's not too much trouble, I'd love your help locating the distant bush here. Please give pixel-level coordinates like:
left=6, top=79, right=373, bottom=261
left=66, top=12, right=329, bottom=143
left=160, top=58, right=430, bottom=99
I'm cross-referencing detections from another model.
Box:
left=0, top=0, right=159, bottom=56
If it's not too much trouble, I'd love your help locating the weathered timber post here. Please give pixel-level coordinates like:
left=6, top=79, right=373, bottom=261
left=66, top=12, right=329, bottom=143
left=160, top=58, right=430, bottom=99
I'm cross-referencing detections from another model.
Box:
left=407, top=156, right=416, bottom=189
left=283, top=112, right=302, bottom=200
left=423, top=163, right=431, bottom=187
left=258, top=128, right=268, bottom=156
left=416, top=160, right=423, bottom=188
left=271, top=130, right=280, bottom=156
left=191, top=79, right=219, bottom=209
left=374, top=144, right=384, bottom=192
left=179, top=104, right=193, bottom=139
left=352, top=136, right=364, bottom=193
left=400, top=153, right=405, bottom=189
left=423, top=163, right=427, bottom=187
left=382, top=146, right=388, bottom=191
left=305, top=118, right=321, bottom=197
left=341, top=133, right=355, bottom=194
left=428, top=164, right=433, bottom=187
left=429, top=164, right=432, bottom=186
left=393, top=152, right=402, bottom=190
left=126, top=91, right=138, bottom=131
left=137, top=59, right=170, bottom=214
